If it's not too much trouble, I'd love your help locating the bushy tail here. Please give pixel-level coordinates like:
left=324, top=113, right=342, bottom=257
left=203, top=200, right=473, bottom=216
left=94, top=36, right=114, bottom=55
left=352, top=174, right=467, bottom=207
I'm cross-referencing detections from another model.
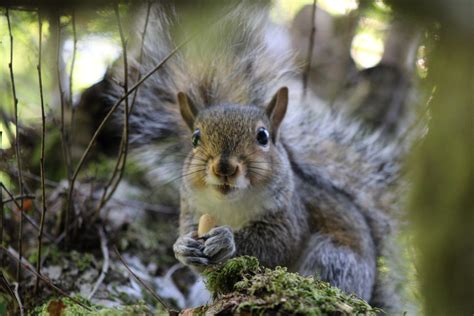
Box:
left=101, top=1, right=296, bottom=186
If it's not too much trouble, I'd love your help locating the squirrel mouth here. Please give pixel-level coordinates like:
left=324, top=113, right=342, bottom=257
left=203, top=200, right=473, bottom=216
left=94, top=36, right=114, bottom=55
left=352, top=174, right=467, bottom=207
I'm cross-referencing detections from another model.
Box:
left=214, top=183, right=237, bottom=195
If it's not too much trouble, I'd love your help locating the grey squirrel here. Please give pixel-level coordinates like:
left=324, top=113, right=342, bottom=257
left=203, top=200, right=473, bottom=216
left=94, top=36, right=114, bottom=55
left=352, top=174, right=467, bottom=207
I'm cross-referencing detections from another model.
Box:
left=101, top=2, right=408, bottom=311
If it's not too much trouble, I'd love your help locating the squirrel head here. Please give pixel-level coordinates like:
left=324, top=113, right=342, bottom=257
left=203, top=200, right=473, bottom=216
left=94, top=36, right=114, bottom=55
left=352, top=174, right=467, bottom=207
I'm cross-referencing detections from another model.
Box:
left=177, top=87, right=289, bottom=199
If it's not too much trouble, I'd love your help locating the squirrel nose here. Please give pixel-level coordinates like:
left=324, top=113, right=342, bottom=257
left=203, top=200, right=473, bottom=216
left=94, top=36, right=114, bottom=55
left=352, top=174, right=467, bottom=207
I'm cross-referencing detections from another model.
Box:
left=212, top=159, right=239, bottom=178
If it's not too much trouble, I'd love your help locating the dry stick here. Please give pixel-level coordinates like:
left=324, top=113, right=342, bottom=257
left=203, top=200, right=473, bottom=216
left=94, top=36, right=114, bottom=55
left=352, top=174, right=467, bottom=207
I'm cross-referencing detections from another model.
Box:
left=87, top=226, right=109, bottom=300
left=35, top=10, right=47, bottom=293
left=69, top=9, right=78, bottom=137
left=8, top=170, right=42, bottom=217
left=95, top=4, right=131, bottom=213
left=96, top=2, right=152, bottom=212
left=0, top=274, right=21, bottom=313
left=0, top=274, right=15, bottom=298
left=128, top=0, right=152, bottom=115
left=2, top=246, right=92, bottom=311
left=113, top=246, right=172, bottom=312
left=11, top=169, right=58, bottom=187
left=0, top=161, right=15, bottom=310
left=104, top=1, right=152, bottom=200
left=13, top=283, right=24, bottom=316
left=2, top=194, right=36, bottom=204
left=6, top=8, right=25, bottom=287
left=57, top=15, right=73, bottom=180
left=56, top=14, right=73, bottom=246
left=103, top=0, right=153, bottom=201
left=0, top=183, right=55, bottom=243
left=302, top=0, right=317, bottom=98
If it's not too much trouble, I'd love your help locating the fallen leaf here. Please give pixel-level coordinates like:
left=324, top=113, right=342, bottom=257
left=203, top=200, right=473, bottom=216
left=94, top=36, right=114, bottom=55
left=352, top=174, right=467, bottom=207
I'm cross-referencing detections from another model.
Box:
left=47, top=299, right=66, bottom=316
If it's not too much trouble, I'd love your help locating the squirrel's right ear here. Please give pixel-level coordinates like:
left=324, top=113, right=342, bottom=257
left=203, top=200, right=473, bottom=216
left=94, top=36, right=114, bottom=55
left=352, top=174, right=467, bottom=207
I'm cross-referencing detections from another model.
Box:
left=177, top=92, right=198, bottom=130
left=266, top=87, right=288, bottom=142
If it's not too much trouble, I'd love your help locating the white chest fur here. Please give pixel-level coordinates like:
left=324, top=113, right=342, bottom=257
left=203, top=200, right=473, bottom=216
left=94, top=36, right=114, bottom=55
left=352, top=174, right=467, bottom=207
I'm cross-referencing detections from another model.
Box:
left=191, top=187, right=273, bottom=230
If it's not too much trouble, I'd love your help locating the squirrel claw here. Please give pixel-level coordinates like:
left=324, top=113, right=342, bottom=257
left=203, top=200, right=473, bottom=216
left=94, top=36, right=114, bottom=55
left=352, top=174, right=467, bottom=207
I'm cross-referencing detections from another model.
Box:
left=202, top=226, right=236, bottom=263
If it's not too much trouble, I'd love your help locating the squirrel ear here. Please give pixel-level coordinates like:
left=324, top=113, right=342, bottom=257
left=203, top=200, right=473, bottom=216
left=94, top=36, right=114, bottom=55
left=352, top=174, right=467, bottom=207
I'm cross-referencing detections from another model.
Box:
left=265, top=87, right=288, bottom=142
left=177, top=92, right=198, bottom=130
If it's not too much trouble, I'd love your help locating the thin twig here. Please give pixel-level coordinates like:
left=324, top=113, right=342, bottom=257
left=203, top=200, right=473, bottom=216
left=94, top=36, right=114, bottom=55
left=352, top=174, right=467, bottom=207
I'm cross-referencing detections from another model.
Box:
left=2, top=246, right=92, bottom=311
left=56, top=13, right=73, bottom=246
left=87, top=226, right=109, bottom=300
left=2, top=194, right=36, bottom=204
left=0, top=274, right=19, bottom=313
left=6, top=7, right=25, bottom=286
left=0, top=183, right=55, bottom=243
left=302, top=0, right=317, bottom=98
left=1, top=166, right=57, bottom=224
left=102, top=1, right=153, bottom=204
left=57, top=15, right=73, bottom=179
left=36, top=10, right=48, bottom=293
left=129, top=0, right=152, bottom=114
left=113, top=246, right=172, bottom=312
left=16, top=169, right=58, bottom=187
left=95, top=3, right=131, bottom=212
left=101, top=1, right=153, bottom=205
left=13, top=283, right=24, bottom=316
left=69, top=9, right=78, bottom=136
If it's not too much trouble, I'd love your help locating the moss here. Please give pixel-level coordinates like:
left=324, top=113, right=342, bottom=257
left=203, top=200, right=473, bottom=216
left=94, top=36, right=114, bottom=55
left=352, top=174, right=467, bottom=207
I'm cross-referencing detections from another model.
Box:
left=31, top=296, right=151, bottom=316
left=28, top=246, right=94, bottom=272
left=203, top=256, right=381, bottom=315
left=28, top=244, right=62, bottom=266
left=204, top=256, right=260, bottom=296
left=69, top=251, right=95, bottom=272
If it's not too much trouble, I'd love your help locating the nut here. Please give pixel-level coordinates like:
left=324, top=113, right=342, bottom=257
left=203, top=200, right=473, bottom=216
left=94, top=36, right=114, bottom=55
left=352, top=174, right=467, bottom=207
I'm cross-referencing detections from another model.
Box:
left=198, top=214, right=216, bottom=237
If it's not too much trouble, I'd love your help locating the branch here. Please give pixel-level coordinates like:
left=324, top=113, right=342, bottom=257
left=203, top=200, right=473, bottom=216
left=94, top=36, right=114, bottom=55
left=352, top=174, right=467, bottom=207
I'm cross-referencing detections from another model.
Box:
left=6, top=7, right=25, bottom=286
left=13, top=283, right=24, bottom=316
left=55, top=12, right=73, bottom=245
left=87, top=226, right=109, bottom=300
left=0, top=183, right=55, bottom=243
left=2, top=194, right=35, bottom=204
left=129, top=0, right=152, bottom=114
left=69, top=9, right=78, bottom=135
left=95, top=3, right=131, bottom=212
left=102, top=1, right=153, bottom=205
left=2, top=246, right=92, bottom=311
left=36, top=9, right=48, bottom=292
left=0, top=274, right=22, bottom=315
left=113, top=246, right=173, bottom=312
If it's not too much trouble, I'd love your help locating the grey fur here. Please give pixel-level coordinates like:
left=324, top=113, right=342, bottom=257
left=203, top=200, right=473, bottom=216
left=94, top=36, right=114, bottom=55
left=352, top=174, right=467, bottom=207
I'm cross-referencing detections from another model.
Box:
left=101, top=2, right=410, bottom=312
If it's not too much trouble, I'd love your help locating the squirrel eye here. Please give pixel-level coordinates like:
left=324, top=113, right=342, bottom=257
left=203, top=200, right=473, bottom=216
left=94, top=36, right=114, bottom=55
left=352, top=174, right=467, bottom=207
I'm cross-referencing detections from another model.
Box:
left=256, top=127, right=269, bottom=146
left=192, top=129, right=201, bottom=147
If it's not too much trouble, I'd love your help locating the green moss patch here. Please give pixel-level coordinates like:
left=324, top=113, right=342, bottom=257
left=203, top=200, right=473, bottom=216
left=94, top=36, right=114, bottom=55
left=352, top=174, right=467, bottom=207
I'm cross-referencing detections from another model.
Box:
left=202, top=256, right=380, bottom=315
left=31, top=297, right=151, bottom=316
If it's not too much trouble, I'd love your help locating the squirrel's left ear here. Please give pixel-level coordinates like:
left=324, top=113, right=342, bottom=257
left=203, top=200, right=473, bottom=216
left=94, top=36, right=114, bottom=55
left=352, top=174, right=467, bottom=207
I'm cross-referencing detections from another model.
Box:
left=177, top=92, right=198, bottom=130
left=266, top=87, right=288, bottom=142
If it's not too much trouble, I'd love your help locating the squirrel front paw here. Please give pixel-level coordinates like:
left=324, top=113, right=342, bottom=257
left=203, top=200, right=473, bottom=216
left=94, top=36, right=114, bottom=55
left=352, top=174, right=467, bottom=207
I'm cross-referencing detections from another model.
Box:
left=173, top=226, right=236, bottom=269
left=201, top=226, right=236, bottom=264
left=173, top=231, right=209, bottom=267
